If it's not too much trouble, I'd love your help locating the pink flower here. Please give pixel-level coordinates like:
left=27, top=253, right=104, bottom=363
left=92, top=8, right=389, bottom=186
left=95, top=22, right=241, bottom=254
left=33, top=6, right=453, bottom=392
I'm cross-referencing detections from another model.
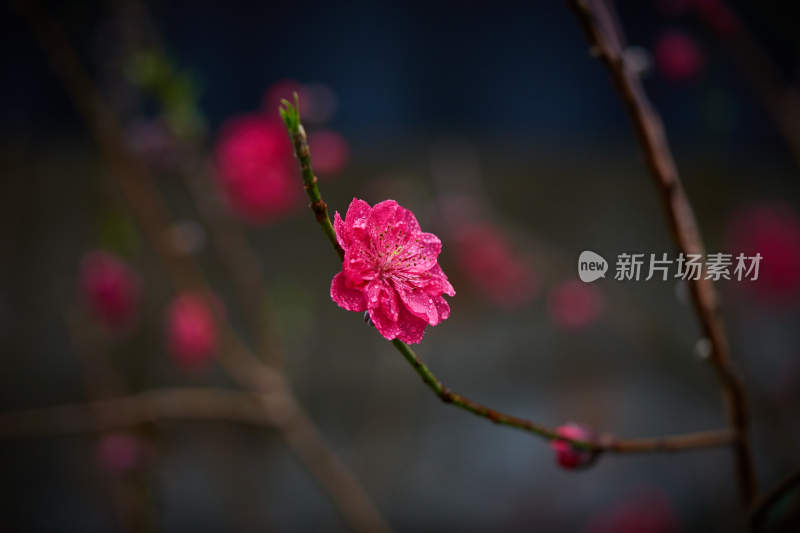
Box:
left=586, top=490, right=679, bottom=533
left=454, top=223, right=537, bottom=308
left=215, top=114, right=299, bottom=223
left=330, top=198, right=455, bottom=343
left=166, top=292, right=219, bottom=369
left=548, top=281, right=604, bottom=328
left=654, top=31, right=704, bottom=82
left=550, top=423, right=597, bottom=470
left=96, top=432, right=142, bottom=474
left=309, top=129, right=349, bottom=176
left=80, top=251, right=140, bottom=329
left=725, top=203, right=800, bottom=303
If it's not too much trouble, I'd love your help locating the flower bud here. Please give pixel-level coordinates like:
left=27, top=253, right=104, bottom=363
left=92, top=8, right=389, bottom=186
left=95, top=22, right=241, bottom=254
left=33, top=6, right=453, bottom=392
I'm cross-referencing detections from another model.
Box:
left=550, top=423, right=598, bottom=470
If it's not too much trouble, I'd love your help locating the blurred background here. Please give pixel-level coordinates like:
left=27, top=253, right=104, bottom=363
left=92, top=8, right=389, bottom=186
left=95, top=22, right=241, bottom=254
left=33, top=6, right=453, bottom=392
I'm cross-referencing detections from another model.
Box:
left=1, top=0, right=800, bottom=531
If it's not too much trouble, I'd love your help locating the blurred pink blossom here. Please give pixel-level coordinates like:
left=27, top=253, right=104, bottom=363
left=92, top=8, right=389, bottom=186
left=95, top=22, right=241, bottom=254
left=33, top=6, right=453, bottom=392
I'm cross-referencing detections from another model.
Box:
left=166, top=292, right=219, bottom=369
left=96, top=432, right=142, bottom=474
left=331, top=198, right=455, bottom=343
left=80, top=250, right=140, bottom=330
left=550, top=423, right=597, bottom=470
left=548, top=280, right=604, bottom=328
left=309, top=129, right=349, bottom=176
left=453, top=223, right=537, bottom=308
left=215, top=114, right=299, bottom=223
left=586, top=491, right=680, bottom=533
left=725, top=203, right=800, bottom=303
left=654, top=31, right=704, bottom=82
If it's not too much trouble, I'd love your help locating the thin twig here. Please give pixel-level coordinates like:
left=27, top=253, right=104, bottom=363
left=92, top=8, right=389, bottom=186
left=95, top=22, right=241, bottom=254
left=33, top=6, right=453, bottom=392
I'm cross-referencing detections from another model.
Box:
left=751, top=469, right=800, bottom=529
left=279, top=98, right=736, bottom=456
left=392, top=339, right=734, bottom=453
left=281, top=95, right=344, bottom=260
left=568, top=0, right=757, bottom=505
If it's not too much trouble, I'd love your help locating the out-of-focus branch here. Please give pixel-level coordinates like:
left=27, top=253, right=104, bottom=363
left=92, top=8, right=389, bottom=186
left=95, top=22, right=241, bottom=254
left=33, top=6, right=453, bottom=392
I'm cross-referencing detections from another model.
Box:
left=112, top=0, right=281, bottom=364
left=568, top=0, right=757, bottom=505
left=18, top=4, right=390, bottom=532
left=178, top=156, right=283, bottom=366
left=14, top=1, right=204, bottom=293
left=751, top=469, right=800, bottom=529
left=66, top=309, right=154, bottom=533
left=0, top=388, right=278, bottom=437
left=280, top=98, right=737, bottom=456
left=0, top=380, right=386, bottom=533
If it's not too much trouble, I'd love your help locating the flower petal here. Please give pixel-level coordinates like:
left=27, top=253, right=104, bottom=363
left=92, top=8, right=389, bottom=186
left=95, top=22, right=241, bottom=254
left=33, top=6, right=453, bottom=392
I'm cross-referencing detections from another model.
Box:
left=394, top=281, right=439, bottom=325
left=425, top=263, right=456, bottom=297
left=396, top=306, right=428, bottom=344
left=433, top=295, right=450, bottom=322
left=343, top=246, right=377, bottom=286
left=395, top=204, right=422, bottom=239
left=368, top=200, right=399, bottom=246
left=401, top=231, right=442, bottom=273
left=334, top=211, right=348, bottom=250
left=365, top=279, right=383, bottom=309
left=369, top=305, right=401, bottom=340
left=342, top=198, right=371, bottom=246
left=330, top=272, right=366, bottom=312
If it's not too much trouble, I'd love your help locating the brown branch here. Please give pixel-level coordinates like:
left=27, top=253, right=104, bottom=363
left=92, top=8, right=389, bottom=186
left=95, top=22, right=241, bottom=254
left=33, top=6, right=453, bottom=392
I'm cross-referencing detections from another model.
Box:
left=282, top=97, right=737, bottom=457
left=569, top=0, right=757, bottom=505
left=605, top=429, right=735, bottom=453
left=17, top=4, right=390, bottom=532
left=751, top=469, right=800, bottom=529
